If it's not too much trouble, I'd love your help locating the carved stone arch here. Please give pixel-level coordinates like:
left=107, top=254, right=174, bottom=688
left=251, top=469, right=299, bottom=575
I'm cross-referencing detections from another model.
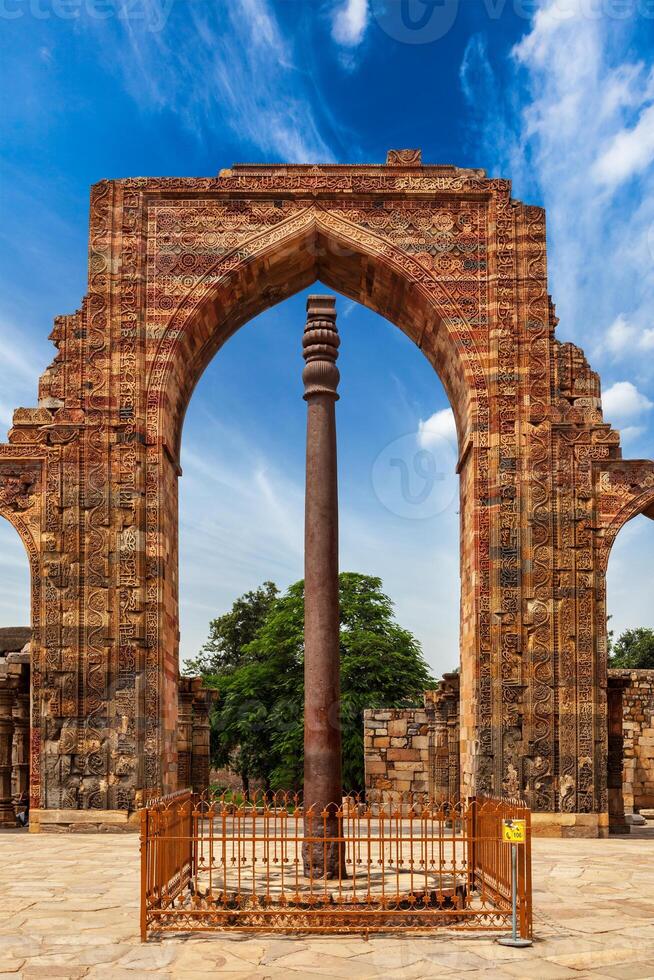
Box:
left=0, top=503, right=40, bottom=645
left=596, top=460, right=654, bottom=575
left=145, top=205, right=489, bottom=461
left=0, top=458, right=44, bottom=810
left=0, top=156, right=651, bottom=832
left=0, top=462, right=42, bottom=642
left=143, top=197, right=492, bottom=800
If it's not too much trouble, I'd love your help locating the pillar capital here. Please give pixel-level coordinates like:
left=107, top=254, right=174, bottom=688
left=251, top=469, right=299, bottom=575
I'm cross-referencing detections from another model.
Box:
left=302, top=295, right=340, bottom=401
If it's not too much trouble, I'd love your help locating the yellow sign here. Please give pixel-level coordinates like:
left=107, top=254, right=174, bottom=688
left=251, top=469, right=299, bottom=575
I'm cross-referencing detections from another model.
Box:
left=502, top=818, right=526, bottom=844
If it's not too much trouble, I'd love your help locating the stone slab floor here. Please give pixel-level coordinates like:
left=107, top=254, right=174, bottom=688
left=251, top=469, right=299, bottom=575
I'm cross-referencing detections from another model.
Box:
left=1, top=831, right=653, bottom=980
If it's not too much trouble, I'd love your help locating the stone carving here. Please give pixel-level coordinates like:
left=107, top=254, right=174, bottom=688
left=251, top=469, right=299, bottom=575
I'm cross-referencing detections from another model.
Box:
left=386, top=148, right=422, bottom=166
left=0, top=153, right=651, bottom=835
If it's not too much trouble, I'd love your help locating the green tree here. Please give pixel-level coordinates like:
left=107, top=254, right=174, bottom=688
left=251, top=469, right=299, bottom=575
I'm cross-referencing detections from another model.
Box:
left=201, top=573, right=434, bottom=795
left=184, top=581, right=279, bottom=677
left=609, top=627, right=654, bottom=669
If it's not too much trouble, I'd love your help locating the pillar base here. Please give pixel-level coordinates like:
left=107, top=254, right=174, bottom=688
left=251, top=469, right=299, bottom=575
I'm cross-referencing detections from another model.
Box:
left=0, top=805, right=16, bottom=828
left=530, top=811, right=609, bottom=839
left=29, top=808, right=140, bottom=833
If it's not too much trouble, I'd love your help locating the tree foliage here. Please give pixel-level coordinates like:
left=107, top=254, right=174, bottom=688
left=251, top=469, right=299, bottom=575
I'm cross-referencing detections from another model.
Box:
left=609, top=627, right=654, bottom=669
left=184, top=581, right=279, bottom=677
left=197, top=573, right=434, bottom=794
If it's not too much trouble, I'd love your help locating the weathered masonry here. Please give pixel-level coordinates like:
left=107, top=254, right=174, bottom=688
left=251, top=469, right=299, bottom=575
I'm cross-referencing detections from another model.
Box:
left=1, top=151, right=653, bottom=834
left=0, top=630, right=214, bottom=830
left=366, top=671, right=654, bottom=836
left=608, top=670, right=654, bottom=819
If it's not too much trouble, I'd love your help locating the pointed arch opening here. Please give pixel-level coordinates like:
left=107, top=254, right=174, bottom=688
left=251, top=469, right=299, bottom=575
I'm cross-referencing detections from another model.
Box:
left=0, top=513, right=32, bottom=826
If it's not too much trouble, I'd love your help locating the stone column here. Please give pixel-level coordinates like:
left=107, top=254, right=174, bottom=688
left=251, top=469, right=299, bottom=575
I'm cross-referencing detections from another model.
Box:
left=176, top=679, right=194, bottom=792
left=0, top=670, right=17, bottom=827
left=607, top=676, right=629, bottom=834
left=302, top=295, right=343, bottom=879
left=11, top=689, right=30, bottom=818
left=428, top=700, right=449, bottom=801
left=191, top=688, right=211, bottom=797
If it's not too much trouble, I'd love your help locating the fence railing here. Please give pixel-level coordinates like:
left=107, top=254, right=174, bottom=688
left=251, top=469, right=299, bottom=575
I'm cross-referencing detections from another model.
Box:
left=140, top=791, right=532, bottom=939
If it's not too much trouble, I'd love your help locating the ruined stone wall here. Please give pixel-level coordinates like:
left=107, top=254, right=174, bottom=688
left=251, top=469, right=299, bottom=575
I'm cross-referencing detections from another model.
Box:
left=609, top=669, right=654, bottom=813
left=367, top=672, right=654, bottom=821
left=364, top=707, right=431, bottom=797
left=364, top=679, right=460, bottom=800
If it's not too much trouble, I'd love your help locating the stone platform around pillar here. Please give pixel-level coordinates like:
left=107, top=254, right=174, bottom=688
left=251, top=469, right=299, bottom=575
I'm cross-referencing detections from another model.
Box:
left=531, top=811, right=610, bottom=838
left=29, top=808, right=140, bottom=833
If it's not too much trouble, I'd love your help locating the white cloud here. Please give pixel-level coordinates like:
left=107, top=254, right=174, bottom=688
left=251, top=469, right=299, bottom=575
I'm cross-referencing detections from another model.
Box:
left=331, top=0, right=370, bottom=47
left=461, top=2, right=654, bottom=417
left=508, top=5, right=654, bottom=359
left=103, top=0, right=336, bottom=162
left=417, top=408, right=457, bottom=449
left=599, top=314, right=654, bottom=358
left=593, top=102, right=654, bottom=189
left=619, top=425, right=646, bottom=444
left=178, top=415, right=460, bottom=674
left=602, top=381, right=653, bottom=421
left=604, top=314, right=636, bottom=355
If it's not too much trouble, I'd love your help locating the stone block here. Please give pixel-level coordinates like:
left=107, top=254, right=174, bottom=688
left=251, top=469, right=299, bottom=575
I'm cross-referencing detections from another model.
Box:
left=411, top=736, right=429, bottom=750
left=387, top=748, right=421, bottom=762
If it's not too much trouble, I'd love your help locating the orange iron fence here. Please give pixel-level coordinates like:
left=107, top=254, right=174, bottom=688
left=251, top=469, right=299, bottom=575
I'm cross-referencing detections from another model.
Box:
left=140, top=791, right=531, bottom=939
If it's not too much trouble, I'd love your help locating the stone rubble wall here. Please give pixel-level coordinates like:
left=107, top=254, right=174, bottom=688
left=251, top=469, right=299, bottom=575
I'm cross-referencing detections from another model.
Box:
left=609, top=669, right=654, bottom=813
left=364, top=678, right=460, bottom=800
left=363, top=708, right=431, bottom=796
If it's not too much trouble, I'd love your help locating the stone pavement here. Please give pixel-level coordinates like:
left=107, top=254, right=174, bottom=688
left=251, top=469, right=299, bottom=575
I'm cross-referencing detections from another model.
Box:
left=1, top=830, right=653, bottom=979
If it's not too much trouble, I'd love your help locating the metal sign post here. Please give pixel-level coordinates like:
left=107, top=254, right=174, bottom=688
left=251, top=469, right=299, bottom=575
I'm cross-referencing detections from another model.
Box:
left=497, top=819, right=533, bottom=948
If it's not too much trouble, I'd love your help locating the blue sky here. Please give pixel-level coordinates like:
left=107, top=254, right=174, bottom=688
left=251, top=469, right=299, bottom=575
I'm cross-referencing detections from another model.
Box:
left=1, top=0, right=653, bottom=673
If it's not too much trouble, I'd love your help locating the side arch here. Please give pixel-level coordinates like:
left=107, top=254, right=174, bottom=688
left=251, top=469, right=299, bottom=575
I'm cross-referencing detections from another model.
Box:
left=597, top=460, right=654, bottom=574
left=0, top=461, right=44, bottom=810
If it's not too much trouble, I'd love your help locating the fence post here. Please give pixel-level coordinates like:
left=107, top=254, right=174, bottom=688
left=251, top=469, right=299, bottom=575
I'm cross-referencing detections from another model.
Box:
left=468, top=796, right=477, bottom=892
left=520, top=807, right=533, bottom=939
left=497, top=814, right=532, bottom=949
left=140, top=806, right=148, bottom=943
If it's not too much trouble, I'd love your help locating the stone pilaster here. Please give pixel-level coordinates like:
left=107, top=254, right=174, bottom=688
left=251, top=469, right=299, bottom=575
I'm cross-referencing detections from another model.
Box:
left=0, top=669, right=18, bottom=826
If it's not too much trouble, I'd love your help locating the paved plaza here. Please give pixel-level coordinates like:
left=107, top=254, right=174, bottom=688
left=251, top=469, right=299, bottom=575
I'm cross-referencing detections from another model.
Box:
left=0, top=830, right=653, bottom=979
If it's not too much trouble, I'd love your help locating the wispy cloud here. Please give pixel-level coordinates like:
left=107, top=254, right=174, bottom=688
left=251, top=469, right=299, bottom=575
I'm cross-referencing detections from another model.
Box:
left=460, top=1, right=654, bottom=452
left=417, top=408, right=457, bottom=450
left=595, top=313, right=654, bottom=360
left=178, top=400, right=459, bottom=673
left=331, top=0, right=370, bottom=47
left=458, top=2, right=654, bottom=629
left=0, top=317, right=47, bottom=439
left=103, top=0, right=336, bottom=162
left=592, top=101, right=654, bottom=190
